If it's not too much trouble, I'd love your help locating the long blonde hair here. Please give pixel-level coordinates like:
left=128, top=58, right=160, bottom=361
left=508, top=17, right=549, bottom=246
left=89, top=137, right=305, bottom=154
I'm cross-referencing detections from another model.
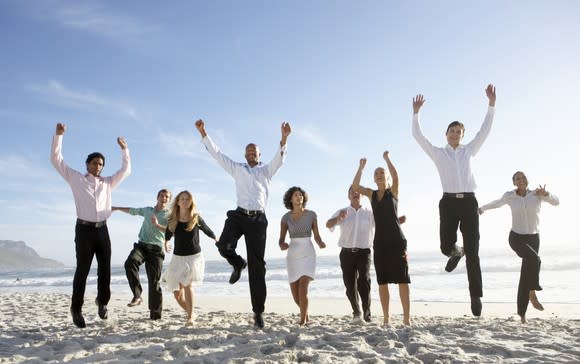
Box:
left=167, top=190, right=199, bottom=232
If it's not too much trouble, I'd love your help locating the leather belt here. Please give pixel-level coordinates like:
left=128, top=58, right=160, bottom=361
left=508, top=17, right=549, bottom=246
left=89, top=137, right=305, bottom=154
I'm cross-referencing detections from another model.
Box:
left=443, top=192, right=475, bottom=199
left=76, top=218, right=107, bottom=228
left=236, top=207, right=264, bottom=216
left=342, top=248, right=370, bottom=253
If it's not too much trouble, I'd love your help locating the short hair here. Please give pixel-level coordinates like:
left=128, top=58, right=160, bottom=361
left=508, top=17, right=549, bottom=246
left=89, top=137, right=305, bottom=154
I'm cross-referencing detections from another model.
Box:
left=157, top=189, right=171, bottom=199
left=446, top=121, right=465, bottom=134
left=512, top=171, right=526, bottom=183
left=85, top=152, right=105, bottom=166
left=283, top=186, right=308, bottom=210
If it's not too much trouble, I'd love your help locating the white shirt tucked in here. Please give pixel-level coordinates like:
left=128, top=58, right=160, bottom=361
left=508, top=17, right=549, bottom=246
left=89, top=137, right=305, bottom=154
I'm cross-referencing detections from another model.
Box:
left=412, top=106, right=495, bottom=193
left=479, top=190, right=559, bottom=234
left=202, top=135, right=286, bottom=211
left=51, top=135, right=131, bottom=222
left=329, top=206, right=374, bottom=249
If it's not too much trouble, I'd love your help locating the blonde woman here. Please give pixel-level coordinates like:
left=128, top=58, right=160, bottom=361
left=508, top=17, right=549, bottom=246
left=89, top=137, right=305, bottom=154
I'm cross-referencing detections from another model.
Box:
left=163, top=191, right=217, bottom=326
left=352, top=151, right=411, bottom=326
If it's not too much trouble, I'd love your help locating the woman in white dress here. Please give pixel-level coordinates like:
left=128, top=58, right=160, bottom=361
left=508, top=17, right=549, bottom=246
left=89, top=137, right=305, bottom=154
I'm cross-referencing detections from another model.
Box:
left=278, top=186, right=326, bottom=326
left=163, top=191, right=217, bottom=326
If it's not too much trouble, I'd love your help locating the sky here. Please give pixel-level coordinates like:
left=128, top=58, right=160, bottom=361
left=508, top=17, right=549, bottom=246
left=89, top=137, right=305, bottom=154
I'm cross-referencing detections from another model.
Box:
left=1, top=0, right=579, bottom=266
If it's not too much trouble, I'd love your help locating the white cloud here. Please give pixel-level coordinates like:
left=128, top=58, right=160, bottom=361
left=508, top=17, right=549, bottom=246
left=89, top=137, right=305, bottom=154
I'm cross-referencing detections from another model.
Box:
left=294, top=125, right=341, bottom=155
left=28, top=80, right=140, bottom=122
left=50, top=1, right=156, bottom=44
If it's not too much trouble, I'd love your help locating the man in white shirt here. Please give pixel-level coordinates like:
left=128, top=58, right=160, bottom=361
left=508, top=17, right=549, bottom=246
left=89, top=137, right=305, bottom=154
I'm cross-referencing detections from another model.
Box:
left=326, top=186, right=375, bottom=322
left=51, top=123, right=131, bottom=328
left=412, top=84, right=496, bottom=316
left=194, top=119, right=291, bottom=328
left=479, top=171, right=559, bottom=323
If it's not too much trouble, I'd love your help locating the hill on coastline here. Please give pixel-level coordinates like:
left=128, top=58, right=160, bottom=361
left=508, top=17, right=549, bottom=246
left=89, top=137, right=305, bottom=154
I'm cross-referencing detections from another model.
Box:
left=0, top=240, right=64, bottom=272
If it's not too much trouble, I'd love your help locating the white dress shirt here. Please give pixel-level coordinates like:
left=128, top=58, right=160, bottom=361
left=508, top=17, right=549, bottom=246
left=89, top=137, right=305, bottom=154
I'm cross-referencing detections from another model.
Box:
left=51, top=135, right=131, bottom=222
left=329, top=206, right=374, bottom=249
left=202, top=135, right=286, bottom=211
left=412, top=106, right=495, bottom=193
left=479, top=190, right=559, bottom=234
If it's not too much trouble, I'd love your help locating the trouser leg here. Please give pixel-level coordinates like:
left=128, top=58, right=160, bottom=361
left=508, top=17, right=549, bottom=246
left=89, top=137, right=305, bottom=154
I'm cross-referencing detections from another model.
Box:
left=71, top=224, right=96, bottom=313
left=509, top=231, right=541, bottom=316
left=339, top=250, right=360, bottom=315
left=216, top=211, right=246, bottom=269
left=459, top=197, right=482, bottom=298
left=125, top=243, right=145, bottom=298
left=243, top=214, right=268, bottom=314
left=357, top=250, right=372, bottom=315
left=439, top=198, right=460, bottom=256
left=94, top=226, right=112, bottom=306
left=145, top=245, right=165, bottom=314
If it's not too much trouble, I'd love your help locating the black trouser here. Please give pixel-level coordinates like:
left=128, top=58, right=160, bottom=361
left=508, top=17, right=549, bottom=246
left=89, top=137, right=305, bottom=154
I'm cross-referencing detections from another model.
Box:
left=439, top=194, right=482, bottom=297
left=217, top=209, right=268, bottom=313
left=125, top=242, right=165, bottom=314
left=339, top=248, right=371, bottom=316
left=508, top=231, right=541, bottom=316
left=71, top=223, right=111, bottom=313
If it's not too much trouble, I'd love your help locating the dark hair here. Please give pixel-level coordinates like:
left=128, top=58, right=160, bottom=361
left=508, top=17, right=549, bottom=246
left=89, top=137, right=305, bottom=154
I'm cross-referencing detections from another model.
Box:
left=85, top=152, right=105, bottom=165
left=446, top=121, right=465, bottom=134
left=157, top=189, right=171, bottom=198
left=283, top=186, right=308, bottom=210
left=512, top=171, right=526, bottom=183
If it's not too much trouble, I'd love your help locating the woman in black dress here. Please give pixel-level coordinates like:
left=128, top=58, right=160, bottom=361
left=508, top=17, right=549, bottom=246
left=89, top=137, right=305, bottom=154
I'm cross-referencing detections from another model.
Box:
left=352, top=151, right=411, bottom=326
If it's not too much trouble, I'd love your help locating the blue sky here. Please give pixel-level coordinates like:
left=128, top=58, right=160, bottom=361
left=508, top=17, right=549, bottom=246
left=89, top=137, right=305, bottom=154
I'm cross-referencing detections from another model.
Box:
left=1, top=1, right=578, bottom=266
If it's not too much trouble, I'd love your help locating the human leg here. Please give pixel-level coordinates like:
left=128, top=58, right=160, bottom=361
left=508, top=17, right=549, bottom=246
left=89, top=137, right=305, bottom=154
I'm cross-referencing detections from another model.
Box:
left=298, top=276, right=311, bottom=326
left=399, top=283, right=411, bottom=325
left=173, top=287, right=187, bottom=311
left=124, top=243, right=145, bottom=302
left=183, top=283, right=195, bottom=326
left=243, top=214, right=268, bottom=315
left=378, top=284, right=390, bottom=325
left=145, top=245, right=165, bottom=317
left=339, top=249, right=361, bottom=317
left=357, top=250, right=372, bottom=322
left=94, top=226, right=112, bottom=307
left=71, top=224, right=96, bottom=314
left=216, top=211, right=246, bottom=269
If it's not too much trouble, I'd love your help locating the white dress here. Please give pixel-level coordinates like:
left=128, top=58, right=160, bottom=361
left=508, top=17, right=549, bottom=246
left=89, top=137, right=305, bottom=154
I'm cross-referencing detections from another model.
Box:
left=283, top=210, right=317, bottom=283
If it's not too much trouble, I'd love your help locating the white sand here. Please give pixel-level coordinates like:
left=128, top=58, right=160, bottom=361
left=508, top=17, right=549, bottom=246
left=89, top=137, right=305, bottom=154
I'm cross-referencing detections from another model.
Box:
left=1, top=292, right=579, bottom=363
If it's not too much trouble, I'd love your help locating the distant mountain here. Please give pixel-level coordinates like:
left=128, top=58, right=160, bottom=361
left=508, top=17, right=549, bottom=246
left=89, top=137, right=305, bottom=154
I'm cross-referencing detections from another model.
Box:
left=0, top=240, right=64, bottom=272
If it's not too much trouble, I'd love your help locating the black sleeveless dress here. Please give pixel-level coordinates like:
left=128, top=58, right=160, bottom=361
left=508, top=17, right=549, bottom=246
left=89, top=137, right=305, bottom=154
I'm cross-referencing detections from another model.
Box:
left=371, top=189, right=410, bottom=284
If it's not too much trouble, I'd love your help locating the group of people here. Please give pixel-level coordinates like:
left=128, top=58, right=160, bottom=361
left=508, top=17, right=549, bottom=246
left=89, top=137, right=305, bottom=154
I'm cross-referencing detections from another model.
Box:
left=51, top=83, right=559, bottom=329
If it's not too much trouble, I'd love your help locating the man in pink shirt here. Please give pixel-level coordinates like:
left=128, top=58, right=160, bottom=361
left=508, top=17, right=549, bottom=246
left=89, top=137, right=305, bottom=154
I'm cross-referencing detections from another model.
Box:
left=51, top=123, right=131, bottom=328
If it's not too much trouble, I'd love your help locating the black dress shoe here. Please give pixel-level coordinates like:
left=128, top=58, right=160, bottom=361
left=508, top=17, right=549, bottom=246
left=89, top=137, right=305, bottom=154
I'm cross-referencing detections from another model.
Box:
left=95, top=298, right=108, bottom=320
left=127, top=296, right=143, bottom=307
left=150, top=311, right=162, bottom=320
left=471, top=296, right=482, bottom=317
left=445, top=255, right=462, bottom=272
left=254, top=312, right=264, bottom=329
left=71, top=310, right=86, bottom=328
left=229, top=261, right=247, bottom=284
left=445, top=246, right=464, bottom=272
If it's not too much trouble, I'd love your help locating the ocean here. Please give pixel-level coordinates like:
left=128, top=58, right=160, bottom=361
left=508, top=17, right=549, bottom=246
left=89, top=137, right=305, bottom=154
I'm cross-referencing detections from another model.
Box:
left=1, top=249, right=579, bottom=304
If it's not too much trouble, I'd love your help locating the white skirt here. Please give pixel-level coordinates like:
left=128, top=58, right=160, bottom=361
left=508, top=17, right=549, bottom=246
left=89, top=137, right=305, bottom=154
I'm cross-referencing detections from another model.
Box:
left=162, top=252, right=205, bottom=291
left=286, top=237, right=316, bottom=283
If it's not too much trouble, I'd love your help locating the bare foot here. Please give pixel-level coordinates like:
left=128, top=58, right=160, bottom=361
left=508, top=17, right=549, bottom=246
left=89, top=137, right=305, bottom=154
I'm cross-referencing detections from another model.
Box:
left=403, top=317, right=411, bottom=326
left=185, top=315, right=194, bottom=327
left=519, top=314, right=527, bottom=324
left=529, top=292, right=544, bottom=311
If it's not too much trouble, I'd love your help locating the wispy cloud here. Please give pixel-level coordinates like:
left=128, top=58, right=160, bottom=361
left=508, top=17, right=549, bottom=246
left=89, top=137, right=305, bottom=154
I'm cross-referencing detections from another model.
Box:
left=48, top=1, right=156, bottom=44
left=294, top=125, right=341, bottom=155
left=28, top=80, right=139, bottom=121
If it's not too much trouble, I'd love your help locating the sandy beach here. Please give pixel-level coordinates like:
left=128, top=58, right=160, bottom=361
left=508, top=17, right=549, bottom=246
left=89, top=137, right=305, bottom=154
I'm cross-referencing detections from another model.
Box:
left=1, top=292, right=579, bottom=363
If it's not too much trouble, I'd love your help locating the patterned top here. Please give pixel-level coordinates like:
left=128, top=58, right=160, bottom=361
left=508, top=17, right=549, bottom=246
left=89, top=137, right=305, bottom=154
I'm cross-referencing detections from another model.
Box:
left=282, top=210, right=317, bottom=239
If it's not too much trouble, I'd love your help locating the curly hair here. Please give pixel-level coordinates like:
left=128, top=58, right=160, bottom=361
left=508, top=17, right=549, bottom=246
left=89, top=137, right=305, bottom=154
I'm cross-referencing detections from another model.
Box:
left=283, top=186, right=308, bottom=210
